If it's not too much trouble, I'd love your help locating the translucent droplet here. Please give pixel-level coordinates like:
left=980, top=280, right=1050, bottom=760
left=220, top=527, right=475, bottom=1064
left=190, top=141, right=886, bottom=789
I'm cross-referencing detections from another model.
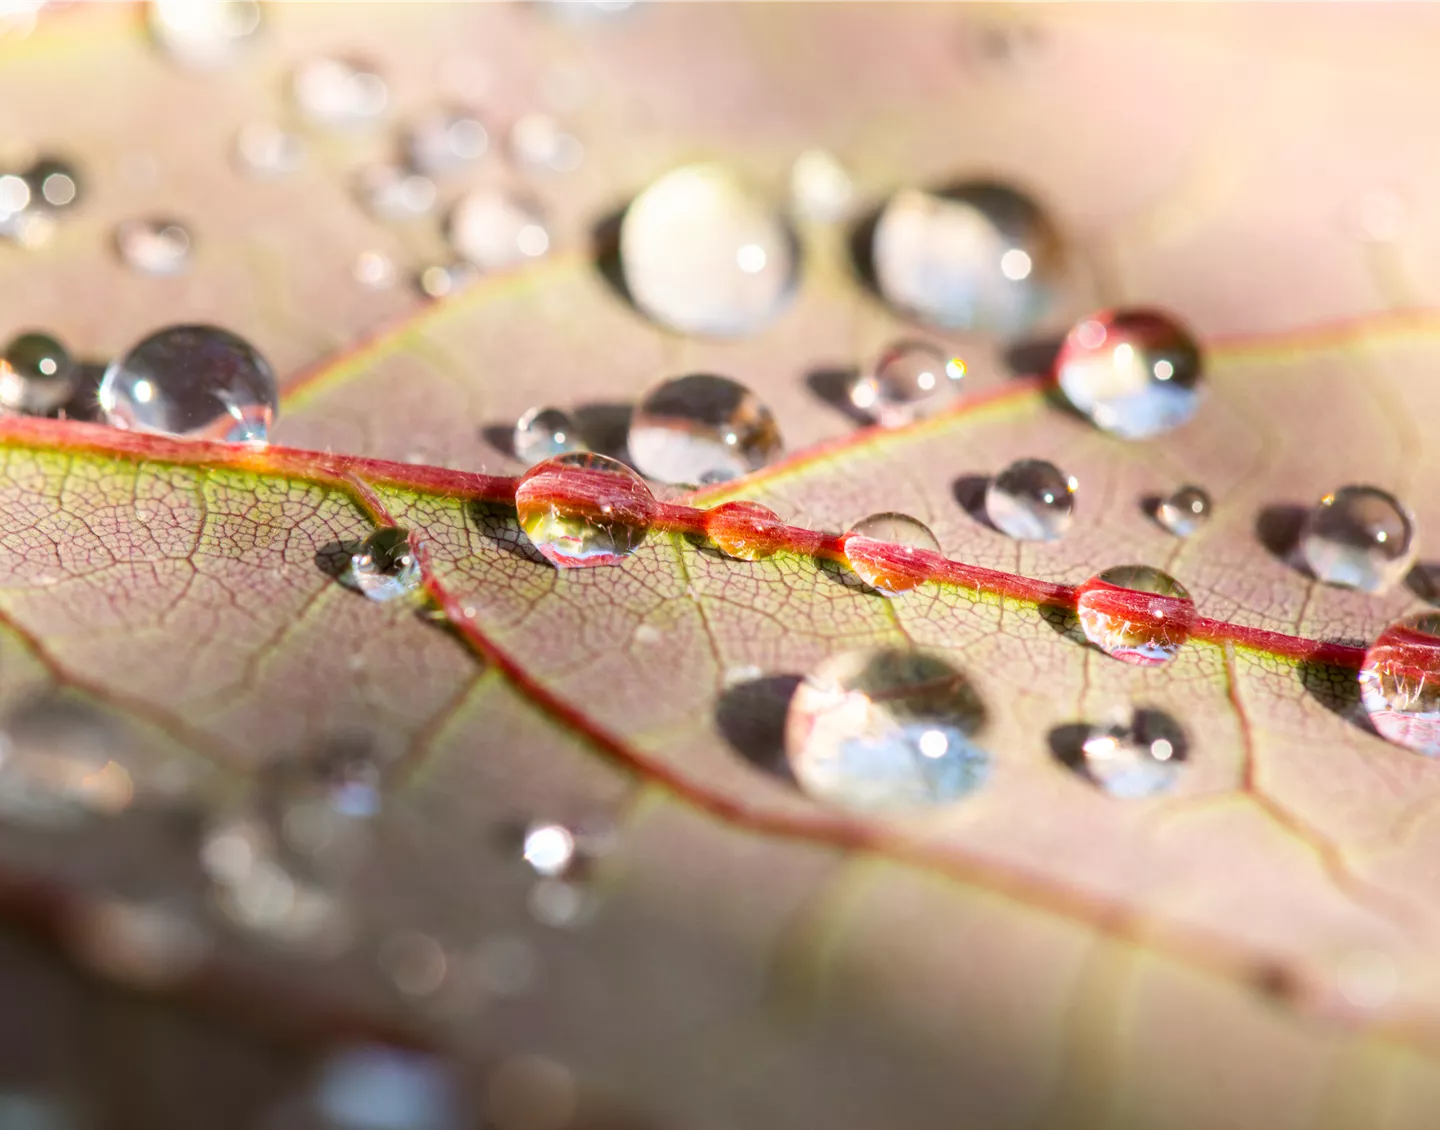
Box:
left=843, top=512, right=941, bottom=595
left=705, top=500, right=785, bottom=561
left=628, top=373, right=782, bottom=485
left=509, top=112, right=583, bottom=173
left=849, top=341, right=966, bottom=427
left=513, top=406, right=584, bottom=465
left=1156, top=484, right=1211, bottom=537
left=417, top=260, right=478, bottom=299
left=352, top=249, right=396, bottom=290
left=1077, top=712, right=1184, bottom=798
left=790, top=148, right=854, bottom=222
left=620, top=163, right=798, bottom=336
left=148, top=0, right=261, bottom=69
left=404, top=106, right=489, bottom=174
left=871, top=181, right=1064, bottom=335
left=311, top=1046, right=462, bottom=1130
left=1056, top=309, right=1204, bottom=438
left=347, top=527, right=422, bottom=603
left=784, top=649, right=990, bottom=812
left=291, top=56, right=388, bottom=128
left=24, top=157, right=80, bottom=212
left=984, top=458, right=1077, bottom=541
left=0, top=331, right=75, bottom=415
left=232, top=121, right=304, bottom=177
left=522, top=822, right=575, bottom=877
left=1300, top=485, right=1417, bottom=594
left=515, top=452, right=655, bottom=568
left=1360, top=613, right=1440, bottom=756
left=354, top=163, right=437, bottom=221
left=446, top=186, right=550, bottom=270
left=0, top=696, right=133, bottom=826
left=1076, top=565, right=1196, bottom=666
left=114, top=217, right=192, bottom=276
left=99, top=324, right=278, bottom=443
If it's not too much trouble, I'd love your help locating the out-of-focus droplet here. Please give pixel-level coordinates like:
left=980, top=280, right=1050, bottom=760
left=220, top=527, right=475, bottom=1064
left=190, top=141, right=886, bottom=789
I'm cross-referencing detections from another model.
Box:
left=417, top=260, right=478, bottom=299
left=312, top=1046, right=462, bottom=1130
left=404, top=106, right=489, bottom=174
left=232, top=121, right=305, bottom=177
left=487, top=1056, right=576, bottom=1130
left=148, top=0, right=261, bottom=69
left=68, top=898, right=210, bottom=989
left=527, top=878, right=591, bottom=929
left=513, top=406, right=584, bottom=465
left=843, top=512, right=941, bottom=595
left=706, top=500, right=785, bottom=561
left=292, top=56, right=388, bottom=128
left=1360, top=613, right=1440, bottom=756
left=871, top=181, right=1064, bottom=335
left=1076, top=565, right=1196, bottom=666
left=1077, top=711, right=1184, bottom=798
left=509, top=112, right=583, bottom=173
left=114, top=217, right=192, bottom=276
left=1056, top=309, right=1203, bottom=439
left=0, top=331, right=75, bottom=415
left=24, top=157, right=79, bottom=211
left=379, top=932, right=448, bottom=998
left=1300, top=485, right=1417, bottom=594
left=1156, top=484, right=1211, bottom=537
left=628, top=372, right=782, bottom=485
left=446, top=186, right=550, bottom=270
left=785, top=649, right=990, bottom=812
left=352, top=249, right=396, bottom=290
left=790, top=148, right=854, bottom=222
left=0, top=696, right=133, bottom=826
left=522, top=822, right=575, bottom=877
left=347, top=527, right=422, bottom=603
left=985, top=458, right=1076, bottom=541
left=354, top=163, right=438, bottom=221
left=515, top=451, right=655, bottom=568
left=849, top=341, right=965, bottom=427
left=620, top=163, right=798, bottom=337
left=99, top=324, right=277, bottom=443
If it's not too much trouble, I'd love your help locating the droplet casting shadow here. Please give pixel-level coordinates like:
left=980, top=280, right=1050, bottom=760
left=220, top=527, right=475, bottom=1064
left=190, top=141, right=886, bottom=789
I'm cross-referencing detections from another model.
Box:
left=805, top=366, right=870, bottom=426
left=58, top=361, right=107, bottom=422
left=573, top=401, right=634, bottom=462
left=1038, top=601, right=1087, bottom=648
left=1408, top=563, right=1440, bottom=605
left=1299, top=655, right=1377, bottom=735
left=715, top=674, right=802, bottom=784
left=1256, top=503, right=1310, bottom=572
left=1047, top=722, right=1092, bottom=772
left=590, top=203, right=633, bottom=309
left=315, top=539, right=361, bottom=580
left=1140, top=493, right=1165, bottom=530
left=1047, top=709, right=1189, bottom=774
left=845, top=202, right=883, bottom=296
left=816, top=555, right=883, bottom=597
left=480, top=423, right=516, bottom=459
left=1004, top=333, right=1064, bottom=379
left=951, top=473, right=995, bottom=530
left=469, top=501, right=548, bottom=565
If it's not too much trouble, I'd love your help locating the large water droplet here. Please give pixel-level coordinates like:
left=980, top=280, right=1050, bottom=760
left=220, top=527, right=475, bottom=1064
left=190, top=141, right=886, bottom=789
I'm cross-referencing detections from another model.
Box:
left=515, top=452, right=655, bottom=568
left=628, top=373, right=782, bottom=485
left=849, top=341, right=966, bottom=427
left=522, top=822, right=576, bottom=877
left=0, top=331, right=74, bottom=415
left=98, top=324, right=278, bottom=443
left=114, top=217, right=192, bottom=275
left=1360, top=614, right=1440, bottom=756
left=985, top=458, right=1076, bottom=541
left=843, top=513, right=941, bottom=595
left=1156, top=484, right=1211, bottom=537
left=1299, top=485, right=1416, bottom=593
left=25, top=157, right=80, bottom=212
left=148, top=0, right=261, bottom=68
left=1076, top=565, right=1196, bottom=666
left=354, top=163, right=437, bottom=221
left=620, top=163, right=798, bottom=336
left=513, top=406, right=584, bottom=465
left=705, top=500, right=785, bottom=561
left=446, top=186, right=550, bottom=270
left=1056, top=309, right=1203, bottom=438
left=404, top=106, right=489, bottom=175
left=1077, top=712, right=1184, bottom=798
left=871, top=181, right=1064, bottom=335
left=291, top=56, right=388, bottom=128
left=347, top=527, right=422, bottom=603
left=785, top=649, right=990, bottom=812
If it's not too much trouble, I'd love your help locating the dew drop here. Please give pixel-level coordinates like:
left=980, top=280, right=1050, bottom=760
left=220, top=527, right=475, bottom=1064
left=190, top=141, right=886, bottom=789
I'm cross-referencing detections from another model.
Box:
left=871, top=181, right=1064, bottom=335
left=311, top=1046, right=462, bottom=1130
left=446, top=186, right=550, bottom=270
left=509, top=112, right=583, bottom=173
left=513, top=406, right=585, bottom=465
left=628, top=372, right=782, bottom=485
left=705, top=500, right=785, bottom=561
left=514, top=451, right=655, bottom=568
left=98, top=324, right=278, bottom=443
left=354, top=163, right=438, bottom=221
left=522, top=822, right=576, bottom=877
left=984, top=458, right=1076, bottom=541
left=620, top=163, right=798, bottom=336
left=0, top=696, right=133, bottom=826
left=790, top=148, right=854, bottom=222
left=24, top=157, right=80, bottom=212
left=849, top=340, right=966, bottom=427
left=784, top=649, right=990, bottom=812
left=843, top=513, right=941, bottom=595
left=404, top=106, right=489, bottom=175
left=1360, top=613, right=1440, bottom=756
left=232, top=121, right=305, bottom=177
left=1300, top=485, right=1417, bottom=593
left=0, top=331, right=75, bottom=415
left=114, top=217, right=193, bottom=276
left=1077, top=712, right=1184, bottom=798
left=291, top=56, right=388, bottom=128
left=1156, top=484, right=1211, bottom=537
left=1056, top=309, right=1203, bottom=438
left=417, top=260, right=478, bottom=299
left=347, top=527, right=422, bottom=603
left=352, top=249, right=397, bottom=290
left=1076, top=565, right=1196, bottom=666
left=148, top=0, right=261, bottom=69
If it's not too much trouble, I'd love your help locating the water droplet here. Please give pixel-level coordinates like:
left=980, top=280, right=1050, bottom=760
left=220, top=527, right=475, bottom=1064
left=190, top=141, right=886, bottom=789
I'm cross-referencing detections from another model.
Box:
left=379, top=931, right=448, bottom=998
left=69, top=897, right=209, bottom=990
left=1056, top=309, right=1204, bottom=438
left=849, top=341, right=966, bottom=427
left=628, top=372, right=782, bottom=485
left=843, top=513, right=941, bottom=595
left=417, top=260, right=478, bottom=299
left=620, top=163, right=798, bottom=336
left=785, top=649, right=990, bottom=812
left=232, top=121, right=304, bottom=177
left=705, top=500, right=785, bottom=561
left=24, top=157, right=79, bottom=212
left=352, top=249, right=396, bottom=290
left=1156, top=484, right=1211, bottom=537
left=403, top=106, right=489, bottom=174
left=0, top=697, right=133, bottom=826
left=1076, top=565, right=1196, bottom=665
left=312, top=1046, right=462, bottom=1130
left=0, top=331, right=75, bottom=415
left=515, top=452, right=655, bottom=568
left=291, top=56, right=388, bottom=128
left=1077, top=712, right=1184, bottom=798
left=790, top=148, right=854, bottom=222
left=99, top=324, right=278, bottom=443
left=509, top=112, right=583, bottom=173
left=447, top=186, right=550, bottom=270
left=148, top=0, right=261, bottom=68
left=522, top=822, right=575, bottom=877
left=513, top=406, right=585, bottom=465
left=1299, top=485, right=1417, bottom=594
left=871, top=181, right=1064, bottom=335
left=114, top=217, right=193, bottom=276
left=354, top=163, right=438, bottom=221
left=1360, top=613, right=1440, bottom=756
left=527, top=878, right=592, bottom=928
left=347, top=527, right=422, bottom=602
left=984, top=458, right=1076, bottom=541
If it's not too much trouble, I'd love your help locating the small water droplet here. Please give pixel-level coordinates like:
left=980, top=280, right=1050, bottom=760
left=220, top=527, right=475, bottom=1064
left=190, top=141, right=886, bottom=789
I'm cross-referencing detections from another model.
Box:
left=843, top=512, right=940, bottom=595
left=509, top=112, right=583, bottom=173
left=527, top=877, right=592, bottom=928
left=1360, top=613, right=1440, bottom=756
left=232, top=121, right=304, bottom=177
left=785, top=649, right=990, bottom=812
left=312, top=1046, right=462, bottom=1130
left=99, top=324, right=277, bottom=442
left=522, top=822, right=576, bottom=877
left=114, top=217, right=192, bottom=276
left=1299, top=485, right=1416, bottom=593
left=705, top=500, right=785, bottom=561
left=628, top=372, right=782, bottom=485
left=871, top=181, right=1064, bottom=334
left=24, top=156, right=79, bottom=212
left=148, top=0, right=261, bottom=68
left=352, top=249, right=397, bottom=290
left=1076, top=565, right=1195, bottom=665
left=1077, top=711, right=1184, bottom=798
left=347, top=527, right=422, bottom=602
left=403, top=106, right=489, bottom=174
left=1056, top=309, right=1203, bottom=438
left=513, top=406, right=585, bottom=464
left=354, top=163, right=438, bottom=221
left=378, top=931, right=448, bottom=998
left=1156, top=484, right=1211, bottom=537
left=849, top=341, right=966, bottom=427
left=446, top=186, right=550, bottom=269
left=790, top=148, right=854, bottom=222
left=0, top=697, right=133, bottom=826
left=620, top=163, right=798, bottom=336
left=417, top=260, right=479, bottom=299
left=0, top=331, right=75, bottom=415
left=985, top=458, right=1076, bottom=541
left=291, top=56, right=388, bottom=128
left=515, top=452, right=655, bottom=568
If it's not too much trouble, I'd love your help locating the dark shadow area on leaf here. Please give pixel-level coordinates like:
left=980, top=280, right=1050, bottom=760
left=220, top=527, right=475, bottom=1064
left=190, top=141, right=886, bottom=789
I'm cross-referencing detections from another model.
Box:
left=315, top=539, right=361, bottom=581
left=951, top=473, right=996, bottom=530
left=1048, top=709, right=1189, bottom=777
left=1047, top=722, right=1091, bottom=772
left=480, top=423, right=515, bottom=460
left=845, top=201, right=883, bottom=295
left=573, top=401, right=634, bottom=462
left=715, top=674, right=802, bottom=785
left=1004, top=333, right=1064, bottom=379
left=816, top=554, right=882, bottom=597
left=1038, top=601, right=1087, bottom=647
left=469, top=501, right=548, bottom=565
left=1409, top=563, right=1440, bottom=605
left=1256, top=503, right=1310, bottom=572
left=57, top=361, right=106, bottom=422
left=590, top=203, right=633, bottom=309
left=1300, top=656, right=1376, bottom=735
left=1140, top=493, right=1165, bottom=529
left=804, top=366, right=870, bottom=427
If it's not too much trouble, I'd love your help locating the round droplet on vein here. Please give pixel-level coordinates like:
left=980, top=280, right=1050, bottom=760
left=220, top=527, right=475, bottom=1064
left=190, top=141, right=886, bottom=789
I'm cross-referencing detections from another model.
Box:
left=513, top=406, right=585, bottom=465
left=0, top=331, right=75, bottom=415
left=785, top=649, right=990, bottom=812
left=849, top=341, right=966, bottom=428
left=1156, top=483, right=1211, bottom=537
left=628, top=372, right=782, bottom=485
left=291, top=55, right=388, bottom=128
left=1076, top=565, right=1196, bottom=666
left=114, top=218, right=192, bottom=276
left=515, top=452, right=656, bottom=568
left=403, top=106, right=489, bottom=175
left=24, top=157, right=81, bottom=212
left=348, top=527, right=422, bottom=603
left=1056, top=308, right=1203, bottom=439
left=446, top=186, right=550, bottom=270
left=985, top=458, right=1076, bottom=541
left=148, top=0, right=262, bottom=69
left=870, top=181, right=1065, bottom=336
left=619, top=163, right=798, bottom=337
left=1360, top=613, right=1440, bottom=756
left=705, top=500, right=785, bottom=561
left=98, top=324, right=278, bottom=443
left=1075, top=711, right=1185, bottom=798
left=1300, top=485, right=1416, bottom=594
left=843, top=513, right=941, bottom=595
